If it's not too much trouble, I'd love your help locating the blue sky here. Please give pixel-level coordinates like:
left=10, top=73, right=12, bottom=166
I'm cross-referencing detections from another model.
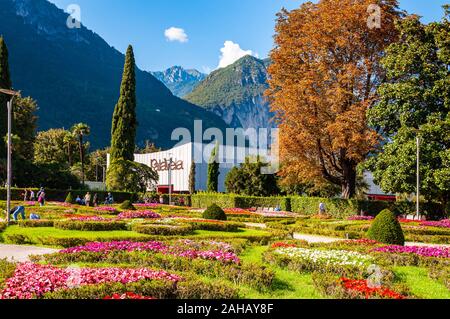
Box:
left=48, top=0, right=448, bottom=73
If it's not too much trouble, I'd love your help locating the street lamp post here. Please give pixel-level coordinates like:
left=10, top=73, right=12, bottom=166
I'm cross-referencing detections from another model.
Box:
left=416, top=135, right=420, bottom=220
left=0, top=88, right=20, bottom=226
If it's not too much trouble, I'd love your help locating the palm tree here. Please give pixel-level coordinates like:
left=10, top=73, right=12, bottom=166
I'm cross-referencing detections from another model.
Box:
left=63, top=131, right=76, bottom=167
left=71, top=123, right=90, bottom=186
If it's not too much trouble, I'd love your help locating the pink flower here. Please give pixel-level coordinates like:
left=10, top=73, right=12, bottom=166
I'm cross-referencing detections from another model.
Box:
left=372, top=245, right=450, bottom=258
left=420, top=219, right=450, bottom=229
left=117, top=211, right=161, bottom=219
left=0, top=263, right=181, bottom=299
left=59, top=240, right=240, bottom=264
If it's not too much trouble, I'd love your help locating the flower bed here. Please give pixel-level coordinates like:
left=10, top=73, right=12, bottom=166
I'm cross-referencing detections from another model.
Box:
left=103, top=292, right=156, bottom=299
left=273, top=247, right=373, bottom=268
left=59, top=240, right=240, bottom=264
left=347, top=216, right=374, bottom=221
left=117, top=211, right=161, bottom=219
left=372, top=245, right=450, bottom=258
left=0, top=263, right=181, bottom=299
left=421, top=219, right=450, bottom=229
left=54, top=220, right=127, bottom=231
left=132, top=223, right=193, bottom=236
left=134, top=203, right=160, bottom=209
left=340, top=278, right=405, bottom=299
left=95, top=206, right=118, bottom=214
left=270, top=242, right=299, bottom=249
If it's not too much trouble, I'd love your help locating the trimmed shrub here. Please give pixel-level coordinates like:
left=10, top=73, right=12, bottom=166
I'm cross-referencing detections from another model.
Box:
left=187, top=221, right=242, bottom=232
left=54, top=220, right=128, bottom=231
left=65, top=192, right=74, bottom=204
left=0, top=222, right=7, bottom=233
left=120, top=200, right=136, bottom=211
left=203, top=204, right=227, bottom=221
left=367, top=209, right=405, bottom=246
left=18, top=220, right=55, bottom=228
left=132, top=224, right=194, bottom=236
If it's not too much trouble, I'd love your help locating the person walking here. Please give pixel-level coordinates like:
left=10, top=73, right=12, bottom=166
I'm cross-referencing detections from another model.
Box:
left=23, top=189, right=28, bottom=202
left=10, top=206, right=26, bottom=221
left=84, top=192, right=91, bottom=207
left=93, top=193, right=98, bottom=207
left=30, top=189, right=36, bottom=201
left=319, top=202, right=326, bottom=215
left=37, top=190, right=46, bottom=207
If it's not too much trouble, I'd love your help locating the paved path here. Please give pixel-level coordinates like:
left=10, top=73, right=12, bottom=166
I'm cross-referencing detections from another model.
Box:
left=0, top=244, right=58, bottom=262
left=293, top=233, right=450, bottom=247
left=244, top=222, right=267, bottom=229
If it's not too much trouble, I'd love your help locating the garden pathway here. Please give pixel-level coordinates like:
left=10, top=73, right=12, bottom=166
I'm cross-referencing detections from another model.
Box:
left=0, top=244, right=58, bottom=262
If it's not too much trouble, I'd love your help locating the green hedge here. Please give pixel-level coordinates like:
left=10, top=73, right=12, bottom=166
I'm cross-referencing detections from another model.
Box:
left=192, top=193, right=291, bottom=211
left=0, top=188, right=136, bottom=203
left=54, top=220, right=128, bottom=231
left=132, top=224, right=194, bottom=236
left=18, top=220, right=55, bottom=228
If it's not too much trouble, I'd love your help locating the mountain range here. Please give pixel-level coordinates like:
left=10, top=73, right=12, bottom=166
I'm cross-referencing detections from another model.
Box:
left=152, top=66, right=206, bottom=98
left=0, top=0, right=228, bottom=149
left=185, top=55, right=275, bottom=132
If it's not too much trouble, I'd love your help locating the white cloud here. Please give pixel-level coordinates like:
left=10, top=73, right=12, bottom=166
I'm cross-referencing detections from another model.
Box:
left=164, top=27, right=188, bottom=43
left=217, top=41, right=258, bottom=69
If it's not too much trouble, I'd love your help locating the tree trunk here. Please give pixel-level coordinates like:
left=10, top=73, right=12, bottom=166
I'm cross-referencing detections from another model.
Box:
left=341, top=160, right=357, bottom=199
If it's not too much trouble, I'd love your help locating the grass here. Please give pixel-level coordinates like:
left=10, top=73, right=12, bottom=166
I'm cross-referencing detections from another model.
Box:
left=238, top=246, right=323, bottom=299
left=393, top=266, right=450, bottom=299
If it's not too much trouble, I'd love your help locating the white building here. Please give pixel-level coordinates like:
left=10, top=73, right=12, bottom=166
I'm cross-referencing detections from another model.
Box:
left=108, top=142, right=273, bottom=193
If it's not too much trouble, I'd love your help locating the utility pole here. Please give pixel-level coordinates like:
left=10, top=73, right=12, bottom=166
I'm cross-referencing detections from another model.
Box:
left=0, top=88, right=20, bottom=226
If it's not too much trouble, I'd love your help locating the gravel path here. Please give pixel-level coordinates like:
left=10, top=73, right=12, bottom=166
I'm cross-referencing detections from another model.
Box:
left=0, top=244, right=58, bottom=262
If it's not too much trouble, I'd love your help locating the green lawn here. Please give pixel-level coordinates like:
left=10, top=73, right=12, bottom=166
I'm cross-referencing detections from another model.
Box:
left=238, top=246, right=323, bottom=299
left=393, top=266, right=450, bottom=299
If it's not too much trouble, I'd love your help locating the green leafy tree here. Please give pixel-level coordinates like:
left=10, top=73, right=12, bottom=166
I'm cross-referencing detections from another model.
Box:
left=207, top=143, right=220, bottom=192
left=34, top=129, right=74, bottom=166
left=12, top=96, right=38, bottom=161
left=63, top=131, right=77, bottom=167
left=106, top=159, right=158, bottom=193
left=189, top=161, right=196, bottom=194
left=71, top=123, right=90, bottom=186
left=225, top=157, right=279, bottom=196
left=367, top=9, right=450, bottom=214
left=109, top=45, right=137, bottom=163
left=85, top=149, right=108, bottom=182
left=0, top=36, right=12, bottom=157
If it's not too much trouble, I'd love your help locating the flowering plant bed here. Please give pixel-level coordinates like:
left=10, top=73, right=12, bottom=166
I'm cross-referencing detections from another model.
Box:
left=272, top=247, right=373, bottom=268
left=372, top=245, right=450, bottom=258
left=132, top=223, right=193, bottom=236
left=95, top=206, right=118, bottom=214
left=58, top=240, right=240, bottom=264
left=340, top=278, right=406, bottom=299
left=54, top=220, right=128, bottom=231
left=0, top=263, right=181, bottom=299
left=347, top=216, right=374, bottom=221
left=103, top=292, right=156, bottom=299
left=270, top=242, right=299, bottom=249
left=117, top=211, right=161, bottom=219
left=421, top=219, right=450, bottom=229
left=134, top=203, right=160, bottom=209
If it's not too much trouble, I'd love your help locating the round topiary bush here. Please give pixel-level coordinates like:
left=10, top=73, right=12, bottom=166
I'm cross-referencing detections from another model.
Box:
left=367, top=209, right=405, bottom=245
left=202, top=204, right=227, bottom=221
left=119, top=200, right=136, bottom=211
left=65, top=192, right=74, bottom=204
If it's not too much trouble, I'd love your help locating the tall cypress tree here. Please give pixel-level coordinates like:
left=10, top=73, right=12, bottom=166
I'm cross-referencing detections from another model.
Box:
left=109, top=45, right=137, bottom=163
left=189, top=161, right=196, bottom=194
left=207, top=143, right=220, bottom=192
left=0, top=37, right=12, bottom=157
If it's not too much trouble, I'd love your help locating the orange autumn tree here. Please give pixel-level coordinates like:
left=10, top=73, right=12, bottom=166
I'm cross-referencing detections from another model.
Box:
left=266, top=0, right=401, bottom=199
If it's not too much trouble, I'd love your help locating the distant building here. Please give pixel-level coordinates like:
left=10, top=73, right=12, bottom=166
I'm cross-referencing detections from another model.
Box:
left=364, top=171, right=396, bottom=201
left=107, top=142, right=272, bottom=193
